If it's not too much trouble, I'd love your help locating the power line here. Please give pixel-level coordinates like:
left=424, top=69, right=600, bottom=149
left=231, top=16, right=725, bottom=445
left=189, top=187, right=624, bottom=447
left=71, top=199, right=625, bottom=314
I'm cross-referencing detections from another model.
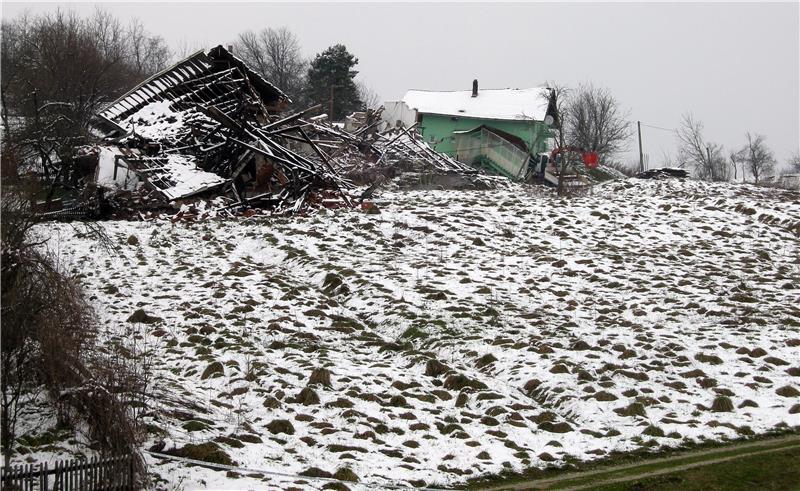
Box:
left=640, top=123, right=677, bottom=133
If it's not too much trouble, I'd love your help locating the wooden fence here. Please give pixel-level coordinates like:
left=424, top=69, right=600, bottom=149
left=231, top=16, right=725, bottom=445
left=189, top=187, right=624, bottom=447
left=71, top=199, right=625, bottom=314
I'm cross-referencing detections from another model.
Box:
left=1, top=454, right=133, bottom=490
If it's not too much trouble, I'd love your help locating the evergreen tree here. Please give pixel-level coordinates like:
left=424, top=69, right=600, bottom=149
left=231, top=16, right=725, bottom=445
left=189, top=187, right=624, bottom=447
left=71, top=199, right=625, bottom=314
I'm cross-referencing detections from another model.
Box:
left=306, top=44, right=362, bottom=120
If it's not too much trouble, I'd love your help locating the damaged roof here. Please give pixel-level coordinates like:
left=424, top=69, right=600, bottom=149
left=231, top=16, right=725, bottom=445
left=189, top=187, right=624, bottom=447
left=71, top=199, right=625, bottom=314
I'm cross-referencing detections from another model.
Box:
left=402, top=87, right=550, bottom=122
left=95, top=45, right=290, bottom=137
left=88, top=45, right=357, bottom=210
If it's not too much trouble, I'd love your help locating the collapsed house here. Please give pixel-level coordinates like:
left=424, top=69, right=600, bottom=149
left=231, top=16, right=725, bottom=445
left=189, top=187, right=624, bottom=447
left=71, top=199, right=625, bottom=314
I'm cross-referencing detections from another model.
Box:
left=34, top=47, right=510, bottom=220
left=87, top=45, right=353, bottom=214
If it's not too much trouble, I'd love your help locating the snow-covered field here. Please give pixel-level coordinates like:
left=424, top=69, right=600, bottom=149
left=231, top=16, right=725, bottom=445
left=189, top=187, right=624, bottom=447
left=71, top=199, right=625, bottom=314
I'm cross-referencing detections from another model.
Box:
left=38, top=178, right=800, bottom=489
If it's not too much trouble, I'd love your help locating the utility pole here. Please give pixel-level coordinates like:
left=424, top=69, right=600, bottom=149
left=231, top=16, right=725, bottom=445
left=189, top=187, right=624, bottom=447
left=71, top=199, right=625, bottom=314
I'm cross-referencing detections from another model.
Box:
left=706, top=146, right=713, bottom=181
left=637, top=121, right=644, bottom=172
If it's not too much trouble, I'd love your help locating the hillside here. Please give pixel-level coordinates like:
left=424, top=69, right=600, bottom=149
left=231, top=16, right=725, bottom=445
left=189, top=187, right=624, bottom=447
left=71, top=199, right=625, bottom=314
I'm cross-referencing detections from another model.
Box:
left=36, top=178, right=800, bottom=489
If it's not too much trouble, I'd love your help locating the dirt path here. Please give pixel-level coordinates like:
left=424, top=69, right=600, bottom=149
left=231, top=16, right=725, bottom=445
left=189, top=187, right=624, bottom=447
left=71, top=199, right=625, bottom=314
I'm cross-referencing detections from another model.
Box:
left=479, top=434, right=800, bottom=490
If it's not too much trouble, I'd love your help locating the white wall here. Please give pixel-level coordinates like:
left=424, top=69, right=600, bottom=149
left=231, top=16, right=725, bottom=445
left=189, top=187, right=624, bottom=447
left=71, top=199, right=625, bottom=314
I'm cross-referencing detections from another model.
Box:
left=381, top=101, right=417, bottom=129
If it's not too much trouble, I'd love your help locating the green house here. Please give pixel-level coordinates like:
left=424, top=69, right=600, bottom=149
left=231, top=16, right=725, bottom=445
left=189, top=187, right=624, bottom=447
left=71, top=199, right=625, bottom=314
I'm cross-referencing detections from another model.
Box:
left=383, top=81, right=553, bottom=178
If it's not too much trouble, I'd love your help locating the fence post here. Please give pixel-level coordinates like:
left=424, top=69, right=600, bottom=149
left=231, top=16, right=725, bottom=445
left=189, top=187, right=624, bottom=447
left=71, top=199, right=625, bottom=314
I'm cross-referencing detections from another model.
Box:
left=128, top=454, right=134, bottom=490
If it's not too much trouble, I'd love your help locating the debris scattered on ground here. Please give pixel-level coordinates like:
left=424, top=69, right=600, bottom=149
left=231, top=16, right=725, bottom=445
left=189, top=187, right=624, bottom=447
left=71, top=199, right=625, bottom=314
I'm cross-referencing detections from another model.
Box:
left=635, top=167, right=690, bottom=180
left=88, top=45, right=356, bottom=215
left=31, top=47, right=511, bottom=221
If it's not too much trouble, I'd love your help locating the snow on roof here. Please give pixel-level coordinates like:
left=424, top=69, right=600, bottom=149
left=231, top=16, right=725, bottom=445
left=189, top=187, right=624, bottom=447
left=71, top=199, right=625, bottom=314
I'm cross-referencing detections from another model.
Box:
left=156, top=154, right=227, bottom=200
left=97, top=45, right=288, bottom=132
left=119, top=100, right=192, bottom=141
left=401, top=87, right=550, bottom=121
left=94, top=145, right=226, bottom=200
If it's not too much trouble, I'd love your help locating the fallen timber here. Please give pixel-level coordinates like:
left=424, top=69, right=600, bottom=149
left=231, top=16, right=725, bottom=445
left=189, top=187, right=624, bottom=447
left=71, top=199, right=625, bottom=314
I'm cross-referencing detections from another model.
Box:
left=35, top=45, right=505, bottom=221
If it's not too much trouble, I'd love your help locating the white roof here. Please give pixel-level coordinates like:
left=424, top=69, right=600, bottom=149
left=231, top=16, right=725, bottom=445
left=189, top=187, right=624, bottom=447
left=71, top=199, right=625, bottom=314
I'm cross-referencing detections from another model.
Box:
left=401, top=87, right=549, bottom=121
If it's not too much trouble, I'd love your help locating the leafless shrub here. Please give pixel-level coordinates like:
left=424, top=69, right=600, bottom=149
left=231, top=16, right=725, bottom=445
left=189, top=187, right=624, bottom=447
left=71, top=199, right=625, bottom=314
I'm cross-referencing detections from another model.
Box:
left=741, top=132, right=776, bottom=184
left=1, top=185, right=145, bottom=477
left=786, top=152, right=800, bottom=174
left=676, top=113, right=730, bottom=181
left=1, top=8, right=170, bottom=187
left=233, top=27, right=308, bottom=104
left=356, top=80, right=382, bottom=111
left=564, top=83, right=631, bottom=163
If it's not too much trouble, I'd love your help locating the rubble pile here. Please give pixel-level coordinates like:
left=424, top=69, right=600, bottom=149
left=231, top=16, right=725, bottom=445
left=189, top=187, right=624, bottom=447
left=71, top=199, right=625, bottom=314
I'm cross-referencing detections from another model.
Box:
left=36, top=45, right=508, bottom=220
left=89, top=45, right=357, bottom=215
left=315, top=121, right=510, bottom=190
left=635, top=167, right=690, bottom=180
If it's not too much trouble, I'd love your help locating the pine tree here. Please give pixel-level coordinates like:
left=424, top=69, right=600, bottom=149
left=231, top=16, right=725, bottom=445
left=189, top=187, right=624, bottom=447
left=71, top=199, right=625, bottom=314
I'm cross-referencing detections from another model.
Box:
left=306, top=44, right=362, bottom=121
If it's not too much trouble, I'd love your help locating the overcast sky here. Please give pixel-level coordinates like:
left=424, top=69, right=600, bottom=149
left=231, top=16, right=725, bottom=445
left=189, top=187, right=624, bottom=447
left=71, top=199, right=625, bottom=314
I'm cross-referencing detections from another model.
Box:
left=3, top=2, right=799, bottom=168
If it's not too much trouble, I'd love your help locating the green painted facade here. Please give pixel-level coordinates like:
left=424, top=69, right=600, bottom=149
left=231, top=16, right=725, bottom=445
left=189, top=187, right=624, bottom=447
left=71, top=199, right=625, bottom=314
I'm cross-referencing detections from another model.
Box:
left=418, top=114, right=551, bottom=157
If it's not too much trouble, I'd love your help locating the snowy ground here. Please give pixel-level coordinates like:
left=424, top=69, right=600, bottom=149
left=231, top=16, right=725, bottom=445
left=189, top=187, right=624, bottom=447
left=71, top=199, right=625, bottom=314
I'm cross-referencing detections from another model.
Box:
left=31, top=178, right=800, bottom=489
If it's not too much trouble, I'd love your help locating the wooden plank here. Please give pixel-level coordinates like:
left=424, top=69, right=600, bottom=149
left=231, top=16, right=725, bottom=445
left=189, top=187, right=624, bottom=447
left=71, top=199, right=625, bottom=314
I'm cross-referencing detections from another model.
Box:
left=261, top=104, right=323, bottom=132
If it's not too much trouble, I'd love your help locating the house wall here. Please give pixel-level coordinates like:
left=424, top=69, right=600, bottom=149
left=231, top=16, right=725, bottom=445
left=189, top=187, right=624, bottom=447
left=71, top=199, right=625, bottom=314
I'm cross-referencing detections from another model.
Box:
left=418, top=114, right=551, bottom=157
left=381, top=101, right=418, bottom=129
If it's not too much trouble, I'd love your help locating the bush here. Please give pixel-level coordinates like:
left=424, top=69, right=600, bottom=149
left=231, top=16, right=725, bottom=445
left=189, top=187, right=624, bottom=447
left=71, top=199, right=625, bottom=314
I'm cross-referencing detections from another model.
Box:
left=776, top=385, right=800, bottom=398
left=333, top=468, right=359, bottom=482
left=1, top=187, right=144, bottom=475
left=711, top=396, right=734, bottom=412
left=201, top=361, right=224, bottom=380
left=168, top=442, right=235, bottom=466
left=443, top=374, right=487, bottom=391
left=424, top=358, right=449, bottom=377
left=308, top=367, right=332, bottom=388
left=266, top=419, right=295, bottom=435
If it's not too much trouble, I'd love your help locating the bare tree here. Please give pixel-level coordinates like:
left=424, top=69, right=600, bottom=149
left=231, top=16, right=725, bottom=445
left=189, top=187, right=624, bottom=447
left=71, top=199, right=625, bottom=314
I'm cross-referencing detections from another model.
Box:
left=2, top=8, right=171, bottom=127
left=356, top=80, right=381, bottom=110
left=1, top=8, right=169, bottom=188
left=787, top=152, right=800, bottom=174
left=233, top=27, right=307, bottom=104
left=173, top=37, right=205, bottom=60
left=742, top=132, right=776, bottom=184
left=563, top=83, right=631, bottom=164
left=729, top=148, right=747, bottom=182
left=538, top=82, right=631, bottom=190
left=126, top=18, right=171, bottom=78
left=676, top=113, right=730, bottom=181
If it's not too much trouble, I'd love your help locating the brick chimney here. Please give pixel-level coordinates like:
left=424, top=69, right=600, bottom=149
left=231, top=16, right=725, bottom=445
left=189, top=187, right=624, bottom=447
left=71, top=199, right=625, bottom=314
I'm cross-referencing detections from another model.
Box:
left=472, top=79, right=478, bottom=98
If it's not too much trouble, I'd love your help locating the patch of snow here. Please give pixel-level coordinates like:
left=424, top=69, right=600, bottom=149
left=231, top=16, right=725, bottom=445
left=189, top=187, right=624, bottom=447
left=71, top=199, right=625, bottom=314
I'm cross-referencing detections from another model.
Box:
left=95, top=146, right=139, bottom=190
left=158, top=154, right=227, bottom=200
left=26, top=178, right=800, bottom=489
left=119, top=100, right=187, bottom=141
